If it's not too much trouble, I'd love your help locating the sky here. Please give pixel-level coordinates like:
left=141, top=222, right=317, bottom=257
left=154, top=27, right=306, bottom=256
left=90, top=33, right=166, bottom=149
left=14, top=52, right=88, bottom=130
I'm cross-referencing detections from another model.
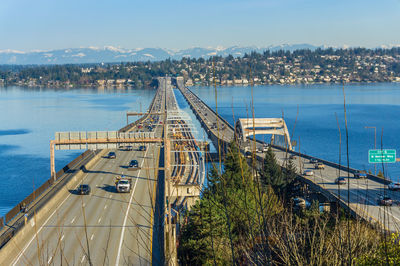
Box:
left=0, top=0, right=399, bottom=51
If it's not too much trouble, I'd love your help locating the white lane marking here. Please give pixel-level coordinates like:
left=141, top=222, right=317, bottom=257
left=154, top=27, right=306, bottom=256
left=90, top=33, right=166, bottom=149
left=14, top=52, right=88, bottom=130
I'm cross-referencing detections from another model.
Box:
left=70, top=216, right=76, bottom=224
left=12, top=193, right=72, bottom=265
left=109, top=195, right=112, bottom=198
left=48, top=256, right=52, bottom=264
left=81, top=255, right=85, bottom=263
left=302, top=166, right=400, bottom=224
left=11, top=155, right=105, bottom=266
left=98, top=217, right=102, bottom=223
left=104, top=205, right=107, bottom=209
left=115, top=145, right=150, bottom=265
left=61, top=234, right=64, bottom=241
left=90, top=234, right=94, bottom=241
left=83, top=203, right=85, bottom=207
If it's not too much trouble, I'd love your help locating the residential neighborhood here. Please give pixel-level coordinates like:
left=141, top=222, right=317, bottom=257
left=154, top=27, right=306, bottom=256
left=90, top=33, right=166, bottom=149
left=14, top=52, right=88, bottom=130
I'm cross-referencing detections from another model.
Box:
left=1, top=48, right=400, bottom=88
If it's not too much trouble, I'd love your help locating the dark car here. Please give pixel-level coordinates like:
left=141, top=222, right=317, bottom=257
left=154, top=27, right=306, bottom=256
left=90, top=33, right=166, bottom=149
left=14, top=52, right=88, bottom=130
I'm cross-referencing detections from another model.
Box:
left=126, top=145, right=133, bottom=151
left=139, top=145, right=147, bottom=151
left=128, top=159, right=139, bottom=169
left=78, top=184, right=91, bottom=195
left=245, top=151, right=252, bottom=158
left=335, top=177, right=346, bottom=185
left=107, top=152, right=116, bottom=159
left=310, top=158, right=318, bottom=164
left=354, top=170, right=367, bottom=179
left=377, top=196, right=393, bottom=206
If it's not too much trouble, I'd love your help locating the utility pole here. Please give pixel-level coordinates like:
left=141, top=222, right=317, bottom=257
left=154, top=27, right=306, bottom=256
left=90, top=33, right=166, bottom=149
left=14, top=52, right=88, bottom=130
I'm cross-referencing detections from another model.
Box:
left=365, top=126, right=376, bottom=175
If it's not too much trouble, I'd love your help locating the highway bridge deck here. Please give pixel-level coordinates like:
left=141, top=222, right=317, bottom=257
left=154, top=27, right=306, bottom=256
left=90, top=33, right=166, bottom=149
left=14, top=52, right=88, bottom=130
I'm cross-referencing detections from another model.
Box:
left=0, top=78, right=168, bottom=265
left=176, top=80, right=400, bottom=232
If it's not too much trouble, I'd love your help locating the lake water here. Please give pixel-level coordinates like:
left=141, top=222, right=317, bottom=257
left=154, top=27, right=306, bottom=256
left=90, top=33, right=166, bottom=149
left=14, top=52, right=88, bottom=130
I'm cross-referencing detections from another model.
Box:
left=0, top=87, right=155, bottom=217
left=1, top=83, right=400, bottom=217
left=190, top=83, right=400, bottom=181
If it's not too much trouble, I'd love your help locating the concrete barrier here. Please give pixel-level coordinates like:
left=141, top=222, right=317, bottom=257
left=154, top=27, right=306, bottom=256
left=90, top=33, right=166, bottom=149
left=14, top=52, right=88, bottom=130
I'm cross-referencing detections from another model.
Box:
left=0, top=149, right=107, bottom=264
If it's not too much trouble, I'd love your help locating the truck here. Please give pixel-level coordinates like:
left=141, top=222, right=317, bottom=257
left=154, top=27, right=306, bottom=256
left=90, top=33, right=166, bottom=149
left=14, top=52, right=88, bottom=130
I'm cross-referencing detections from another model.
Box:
left=116, top=178, right=132, bottom=193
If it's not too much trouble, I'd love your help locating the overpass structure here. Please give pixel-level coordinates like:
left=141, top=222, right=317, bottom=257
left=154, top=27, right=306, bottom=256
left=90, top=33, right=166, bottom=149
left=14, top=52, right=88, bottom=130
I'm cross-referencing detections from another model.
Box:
left=176, top=78, right=400, bottom=233
left=0, top=77, right=203, bottom=265
left=235, top=118, right=292, bottom=150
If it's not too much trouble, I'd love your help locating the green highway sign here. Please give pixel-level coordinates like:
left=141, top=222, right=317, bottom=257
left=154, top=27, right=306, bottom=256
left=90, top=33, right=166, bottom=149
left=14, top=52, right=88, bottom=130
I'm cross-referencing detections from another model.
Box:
left=368, top=149, right=396, bottom=163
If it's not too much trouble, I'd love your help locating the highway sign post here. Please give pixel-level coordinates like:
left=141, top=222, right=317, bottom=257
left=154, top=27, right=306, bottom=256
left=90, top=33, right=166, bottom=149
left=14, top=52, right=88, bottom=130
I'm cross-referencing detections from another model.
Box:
left=368, top=149, right=396, bottom=163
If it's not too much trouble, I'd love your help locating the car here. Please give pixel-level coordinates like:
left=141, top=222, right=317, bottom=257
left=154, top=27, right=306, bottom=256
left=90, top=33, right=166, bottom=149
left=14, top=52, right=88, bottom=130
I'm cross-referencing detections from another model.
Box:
left=77, top=184, right=91, bottom=195
left=262, top=145, right=269, bottom=152
left=309, top=158, right=318, bottom=164
left=303, top=169, right=314, bottom=176
left=128, top=159, right=139, bottom=169
left=289, top=154, right=295, bottom=160
left=377, top=196, right=393, bottom=206
left=335, top=177, right=346, bottom=185
left=388, top=182, right=400, bottom=191
left=126, top=145, right=133, bottom=151
left=116, top=179, right=132, bottom=193
left=107, top=152, right=116, bottom=159
left=245, top=151, right=252, bottom=158
left=292, top=197, right=310, bottom=209
left=354, top=170, right=367, bottom=179
left=314, top=162, right=325, bottom=169
left=139, top=145, right=147, bottom=151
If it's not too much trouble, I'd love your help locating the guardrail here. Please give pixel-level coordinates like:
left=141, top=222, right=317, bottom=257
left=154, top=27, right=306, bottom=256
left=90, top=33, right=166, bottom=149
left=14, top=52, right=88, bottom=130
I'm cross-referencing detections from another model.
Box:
left=178, top=85, right=234, bottom=132
left=0, top=150, right=99, bottom=249
left=0, top=81, right=163, bottom=248
left=180, top=84, right=392, bottom=188
left=269, top=144, right=392, bottom=185
left=119, top=86, right=159, bottom=132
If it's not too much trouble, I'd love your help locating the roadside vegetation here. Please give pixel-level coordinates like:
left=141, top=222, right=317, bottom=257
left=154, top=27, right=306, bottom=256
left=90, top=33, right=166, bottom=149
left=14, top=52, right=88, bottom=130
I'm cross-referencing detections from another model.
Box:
left=178, top=141, right=400, bottom=265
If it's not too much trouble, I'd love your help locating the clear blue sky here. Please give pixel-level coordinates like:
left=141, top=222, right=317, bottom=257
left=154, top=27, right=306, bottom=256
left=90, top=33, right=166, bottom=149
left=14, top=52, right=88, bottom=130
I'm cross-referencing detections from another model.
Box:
left=1, top=0, right=399, bottom=51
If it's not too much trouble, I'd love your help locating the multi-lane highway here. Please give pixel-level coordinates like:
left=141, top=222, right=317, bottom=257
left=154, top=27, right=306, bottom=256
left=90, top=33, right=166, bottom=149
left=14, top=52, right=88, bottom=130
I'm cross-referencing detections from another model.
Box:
left=1, top=76, right=206, bottom=265
left=177, top=81, right=400, bottom=232
left=2, top=78, right=168, bottom=265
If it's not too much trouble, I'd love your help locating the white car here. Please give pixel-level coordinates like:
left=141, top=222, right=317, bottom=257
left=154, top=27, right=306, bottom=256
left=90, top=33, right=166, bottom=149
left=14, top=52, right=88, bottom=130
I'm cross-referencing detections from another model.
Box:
left=388, top=182, right=400, bottom=191
left=303, top=169, right=314, bottom=176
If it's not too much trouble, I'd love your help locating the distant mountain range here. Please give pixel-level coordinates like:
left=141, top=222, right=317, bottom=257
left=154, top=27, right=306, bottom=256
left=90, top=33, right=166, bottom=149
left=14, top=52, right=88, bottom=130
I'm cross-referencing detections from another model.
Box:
left=0, top=44, right=320, bottom=65
left=0, top=44, right=398, bottom=65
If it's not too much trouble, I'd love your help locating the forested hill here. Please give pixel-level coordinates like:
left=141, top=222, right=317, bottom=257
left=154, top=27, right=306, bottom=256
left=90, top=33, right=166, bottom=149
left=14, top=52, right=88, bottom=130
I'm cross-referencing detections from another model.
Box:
left=0, top=47, right=399, bottom=88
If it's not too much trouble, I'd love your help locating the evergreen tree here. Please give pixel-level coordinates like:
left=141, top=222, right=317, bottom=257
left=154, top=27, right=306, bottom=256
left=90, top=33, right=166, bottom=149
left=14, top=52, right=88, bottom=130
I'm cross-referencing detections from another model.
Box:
left=261, top=147, right=285, bottom=194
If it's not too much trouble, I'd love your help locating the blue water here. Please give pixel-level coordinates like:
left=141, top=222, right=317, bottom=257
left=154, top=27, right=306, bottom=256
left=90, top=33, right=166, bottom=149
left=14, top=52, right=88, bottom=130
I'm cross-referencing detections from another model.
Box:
left=190, top=83, right=400, bottom=181
left=0, top=87, right=155, bottom=217
left=1, top=83, right=400, bottom=218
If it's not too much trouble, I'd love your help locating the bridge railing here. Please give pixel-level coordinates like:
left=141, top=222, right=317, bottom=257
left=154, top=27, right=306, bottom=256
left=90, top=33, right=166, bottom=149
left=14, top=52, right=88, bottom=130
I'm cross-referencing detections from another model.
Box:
left=0, top=79, right=164, bottom=249
left=178, top=85, right=234, bottom=132
left=0, top=149, right=99, bottom=249
left=181, top=83, right=391, bottom=186
left=268, top=143, right=391, bottom=185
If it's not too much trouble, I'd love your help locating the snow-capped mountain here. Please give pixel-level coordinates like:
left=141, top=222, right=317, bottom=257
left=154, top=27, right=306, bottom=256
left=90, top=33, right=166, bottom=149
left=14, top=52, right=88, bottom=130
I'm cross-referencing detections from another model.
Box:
left=0, top=44, right=321, bottom=65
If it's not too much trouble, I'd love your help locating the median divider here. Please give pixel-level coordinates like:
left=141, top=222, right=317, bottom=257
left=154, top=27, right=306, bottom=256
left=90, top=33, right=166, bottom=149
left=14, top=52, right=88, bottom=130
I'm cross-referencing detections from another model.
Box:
left=0, top=149, right=107, bottom=262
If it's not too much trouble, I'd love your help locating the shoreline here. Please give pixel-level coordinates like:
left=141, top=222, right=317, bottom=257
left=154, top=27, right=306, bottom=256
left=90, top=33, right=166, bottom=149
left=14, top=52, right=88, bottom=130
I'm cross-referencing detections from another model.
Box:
left=1, top=80, right=400, bottom=90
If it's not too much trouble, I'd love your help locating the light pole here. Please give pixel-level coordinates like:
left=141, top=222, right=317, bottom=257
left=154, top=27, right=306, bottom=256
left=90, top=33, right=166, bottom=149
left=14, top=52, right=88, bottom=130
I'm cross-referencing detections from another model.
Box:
left=365, top=126, right=376, bottom=175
